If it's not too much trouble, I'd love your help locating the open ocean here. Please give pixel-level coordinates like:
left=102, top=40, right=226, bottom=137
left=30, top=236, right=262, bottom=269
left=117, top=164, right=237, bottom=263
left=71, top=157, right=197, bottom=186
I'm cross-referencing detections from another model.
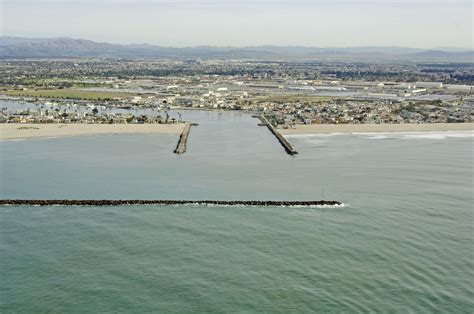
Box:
left=1, top=110, right=473, bottom=312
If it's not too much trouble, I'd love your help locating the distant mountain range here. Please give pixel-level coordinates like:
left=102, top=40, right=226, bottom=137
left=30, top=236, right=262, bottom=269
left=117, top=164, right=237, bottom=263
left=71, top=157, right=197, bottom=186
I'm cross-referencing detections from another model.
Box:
left=0, top=36, right=472, bottom=62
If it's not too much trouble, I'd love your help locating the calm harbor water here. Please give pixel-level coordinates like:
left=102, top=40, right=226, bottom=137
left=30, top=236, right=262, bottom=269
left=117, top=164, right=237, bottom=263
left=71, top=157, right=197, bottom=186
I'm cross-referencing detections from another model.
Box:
left=1, top=109, right=473, bottom=312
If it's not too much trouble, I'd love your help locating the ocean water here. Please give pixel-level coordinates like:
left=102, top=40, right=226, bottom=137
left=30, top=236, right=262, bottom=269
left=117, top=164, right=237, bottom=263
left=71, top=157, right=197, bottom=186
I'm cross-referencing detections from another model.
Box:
left=1, top=110, right=473, bottom=312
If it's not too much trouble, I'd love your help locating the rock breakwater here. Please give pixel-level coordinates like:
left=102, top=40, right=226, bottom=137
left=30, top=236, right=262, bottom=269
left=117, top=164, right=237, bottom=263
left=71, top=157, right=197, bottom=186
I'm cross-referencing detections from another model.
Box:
left=0, top=199, right=342, bottom=207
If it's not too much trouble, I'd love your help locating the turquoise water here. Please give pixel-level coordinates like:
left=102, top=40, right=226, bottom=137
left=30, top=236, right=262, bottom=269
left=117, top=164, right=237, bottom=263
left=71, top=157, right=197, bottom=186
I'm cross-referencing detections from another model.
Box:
left=1, top=110, right=473, bottom=312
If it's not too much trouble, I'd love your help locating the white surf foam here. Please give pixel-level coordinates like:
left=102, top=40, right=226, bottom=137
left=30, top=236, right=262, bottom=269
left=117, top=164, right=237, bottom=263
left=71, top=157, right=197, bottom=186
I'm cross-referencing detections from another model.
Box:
left=362, top=131, right=473, bottom=140
left=286, top=131, right=473, bottom=140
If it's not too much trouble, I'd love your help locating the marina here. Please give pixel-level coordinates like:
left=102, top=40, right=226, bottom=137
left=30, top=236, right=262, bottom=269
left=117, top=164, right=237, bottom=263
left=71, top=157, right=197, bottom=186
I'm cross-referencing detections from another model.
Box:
left=1, top=1, right=473, bottom=312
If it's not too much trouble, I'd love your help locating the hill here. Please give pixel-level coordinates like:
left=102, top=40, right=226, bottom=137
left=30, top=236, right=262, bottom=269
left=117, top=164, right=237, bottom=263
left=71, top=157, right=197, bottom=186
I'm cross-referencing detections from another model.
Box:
left=0, top=36, right=472, bottom=62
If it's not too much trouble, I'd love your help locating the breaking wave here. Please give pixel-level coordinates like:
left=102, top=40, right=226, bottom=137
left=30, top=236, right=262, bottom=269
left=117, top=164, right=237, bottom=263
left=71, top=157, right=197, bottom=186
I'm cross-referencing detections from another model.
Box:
left=362, top=131, right=473, bottom=140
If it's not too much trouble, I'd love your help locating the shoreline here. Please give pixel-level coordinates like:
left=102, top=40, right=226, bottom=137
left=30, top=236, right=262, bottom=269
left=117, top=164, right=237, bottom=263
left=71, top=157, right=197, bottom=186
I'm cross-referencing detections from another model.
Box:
left=0, top=123, right=185, bottom=141
left=279, top=123, right=473, bottom=135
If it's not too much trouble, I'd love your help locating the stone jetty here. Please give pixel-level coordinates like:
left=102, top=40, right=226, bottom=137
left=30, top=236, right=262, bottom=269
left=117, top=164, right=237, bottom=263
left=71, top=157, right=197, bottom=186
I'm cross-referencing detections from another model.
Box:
left=174, top=122, right=192, bottom=154
left=257, top=115, right=298, bottom=155
left=0, top=199, right=341, bottom=207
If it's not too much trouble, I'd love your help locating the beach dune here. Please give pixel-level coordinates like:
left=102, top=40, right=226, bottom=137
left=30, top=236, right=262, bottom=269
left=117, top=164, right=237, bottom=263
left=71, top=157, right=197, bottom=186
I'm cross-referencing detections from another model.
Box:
left=0, top=123, right=185, bottom=140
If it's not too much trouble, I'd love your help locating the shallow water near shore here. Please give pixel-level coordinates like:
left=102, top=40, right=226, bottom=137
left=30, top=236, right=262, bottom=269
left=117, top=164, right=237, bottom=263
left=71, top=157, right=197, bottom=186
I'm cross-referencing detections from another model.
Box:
left=1, top=110, right=473, bottom=312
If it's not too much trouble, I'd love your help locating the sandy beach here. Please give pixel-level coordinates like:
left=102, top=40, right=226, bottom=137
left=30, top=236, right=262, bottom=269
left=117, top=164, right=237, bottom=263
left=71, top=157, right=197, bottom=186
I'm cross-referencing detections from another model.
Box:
left=0, top=123, right=185, bottom=140
left=279, top=123, right=473, bottom=135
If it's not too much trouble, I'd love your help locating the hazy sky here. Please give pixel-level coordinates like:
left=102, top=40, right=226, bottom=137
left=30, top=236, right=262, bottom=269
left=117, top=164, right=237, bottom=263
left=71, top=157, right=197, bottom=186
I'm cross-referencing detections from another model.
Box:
left=1, top=0, right=472, bottom=48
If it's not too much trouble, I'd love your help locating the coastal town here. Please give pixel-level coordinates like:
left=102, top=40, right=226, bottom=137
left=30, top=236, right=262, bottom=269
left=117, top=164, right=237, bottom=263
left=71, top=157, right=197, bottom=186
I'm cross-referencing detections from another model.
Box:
left=0, top=101, right=181, bottom=125
left=0, top=59, right=472, bottom=127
